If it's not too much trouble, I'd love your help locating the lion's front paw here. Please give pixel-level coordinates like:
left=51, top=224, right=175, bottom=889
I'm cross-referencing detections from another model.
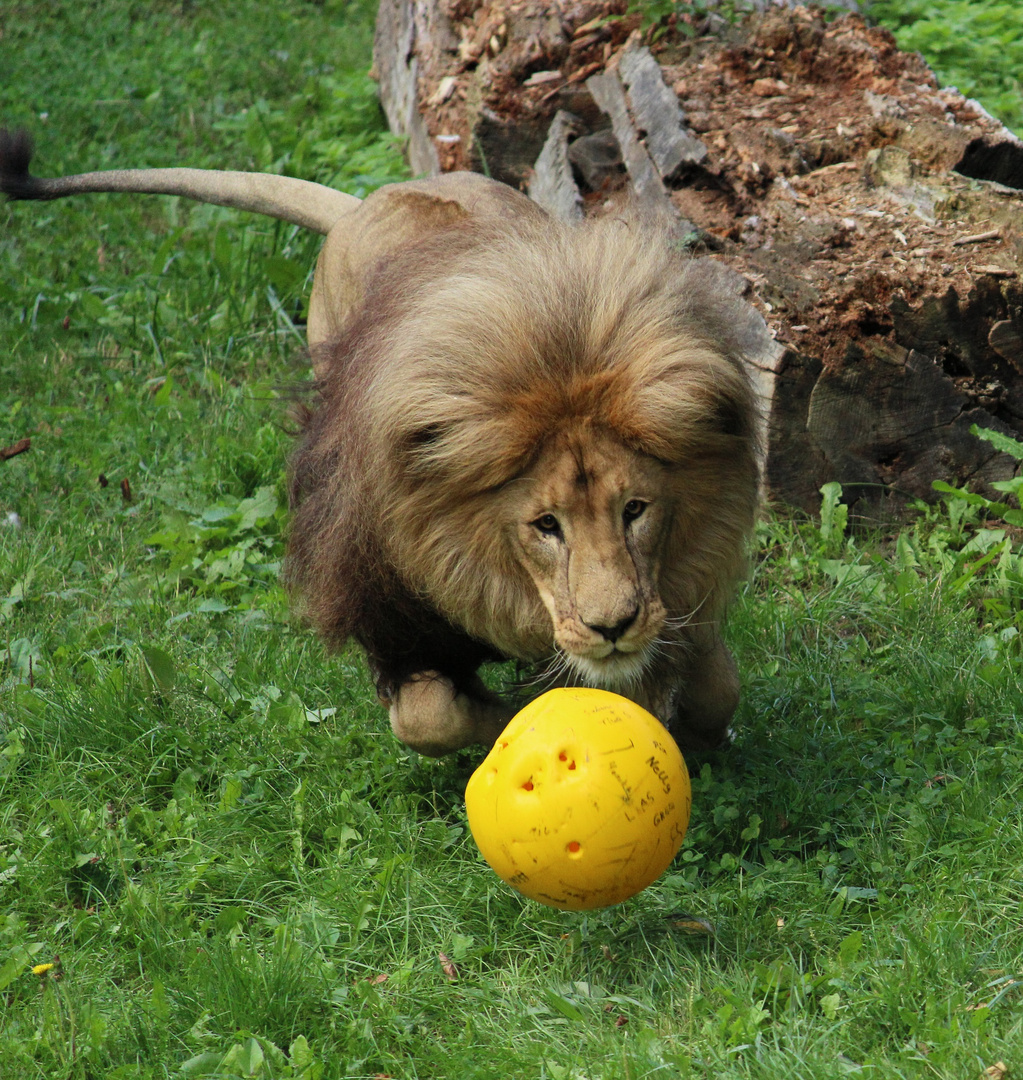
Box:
left=388, top=671, right=515, bottom=757
left=668, top=636, right=740, bottom=752
left=670, top=712, right=734, bottom=752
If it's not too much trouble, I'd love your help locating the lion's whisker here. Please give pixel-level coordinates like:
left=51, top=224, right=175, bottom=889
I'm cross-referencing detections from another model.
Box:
left=519, top=651, right=570, bottom=691
left=660, top=589, right=717, bottom=632
left=660, top=618, right=716, bottom=635
left=650, top=636, right=692, bottom=651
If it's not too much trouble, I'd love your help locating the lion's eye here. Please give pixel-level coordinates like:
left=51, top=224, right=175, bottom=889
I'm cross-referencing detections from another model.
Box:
left=623, top=499, right=647, bottom=524
left=532, top=513, right=562, bottom=538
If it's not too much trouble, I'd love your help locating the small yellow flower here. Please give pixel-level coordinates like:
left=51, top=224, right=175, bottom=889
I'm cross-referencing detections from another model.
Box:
left=31, top=963, right=55, bottom=976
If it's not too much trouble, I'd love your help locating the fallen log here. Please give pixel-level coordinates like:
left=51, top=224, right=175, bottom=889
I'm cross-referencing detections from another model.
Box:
left=374, top=1, right=1023, bottom=514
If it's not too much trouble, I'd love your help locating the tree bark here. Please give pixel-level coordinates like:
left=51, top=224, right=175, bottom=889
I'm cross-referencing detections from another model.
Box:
left=374, top=1, right=1023, bottom=514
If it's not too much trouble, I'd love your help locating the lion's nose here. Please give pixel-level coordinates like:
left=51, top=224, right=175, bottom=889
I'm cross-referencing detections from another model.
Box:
left=585, top=609, right=638, bottom=643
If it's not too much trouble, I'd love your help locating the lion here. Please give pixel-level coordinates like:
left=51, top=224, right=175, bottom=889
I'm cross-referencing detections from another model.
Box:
left=1, top=129, right=760, bottom=756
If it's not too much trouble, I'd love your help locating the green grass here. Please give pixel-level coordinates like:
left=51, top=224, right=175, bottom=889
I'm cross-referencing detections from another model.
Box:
left=2, top=1, right=1023, bottom=1077
left=868, top=0, right=1023, bottom=135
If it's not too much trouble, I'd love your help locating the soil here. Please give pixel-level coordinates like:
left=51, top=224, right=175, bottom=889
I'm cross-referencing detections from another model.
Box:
left=384, top=2, right=1023, bottom=511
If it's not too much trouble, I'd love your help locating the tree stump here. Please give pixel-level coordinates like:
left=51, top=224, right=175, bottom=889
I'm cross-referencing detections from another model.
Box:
left=374, top=0, right=1023, bottom=514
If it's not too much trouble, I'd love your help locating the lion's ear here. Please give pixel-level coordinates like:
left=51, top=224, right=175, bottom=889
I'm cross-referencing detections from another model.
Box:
left=378, top=190, right=469, bottom=237
left=680, top=360, right=757, bottom=446
left=406, top=423, right=445, bottom=449
left=397, top=413, right=536, bottom=492
left=709, top=391, right=754, bottom=440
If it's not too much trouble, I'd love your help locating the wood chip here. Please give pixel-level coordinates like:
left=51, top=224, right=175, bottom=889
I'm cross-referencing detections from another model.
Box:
left=573, top=14, right=609, bottom=38
left=566, top=60, right=604, bottom=85
left=808, top=161, right=858, bottom=176
left=427, top=76, right=457, bottom=106
left=572, top=30, right=605, bottom=52
left=523, top=70, right=562, bottom=87
left=953, top=229, right=1001, bottom=246
left=972, top=265, right=1017, bottom=278
left=752, top=77, right=788, bottom=97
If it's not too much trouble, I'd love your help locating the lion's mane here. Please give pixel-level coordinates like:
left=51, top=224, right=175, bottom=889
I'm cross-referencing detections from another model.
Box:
left=286, top=212, right=760, bottom=700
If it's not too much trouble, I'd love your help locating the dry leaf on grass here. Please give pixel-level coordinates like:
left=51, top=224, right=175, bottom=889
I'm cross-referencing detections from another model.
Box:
left=438, top=952, right=459, bottom=982
left=1, top=438, right=31, bottom=462
left=665, top=913, right=715, bottom=936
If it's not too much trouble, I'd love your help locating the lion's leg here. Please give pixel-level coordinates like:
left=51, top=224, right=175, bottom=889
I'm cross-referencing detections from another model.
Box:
left=669, top=633, right=740, bottom=751
left=388, top=671, right=515, bottom=757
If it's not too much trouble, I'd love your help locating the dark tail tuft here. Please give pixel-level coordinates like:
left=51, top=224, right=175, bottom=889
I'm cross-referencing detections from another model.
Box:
left=0, top=128, right=45, bottom=200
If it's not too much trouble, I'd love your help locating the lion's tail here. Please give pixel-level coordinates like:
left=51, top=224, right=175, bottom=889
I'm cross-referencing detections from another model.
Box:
left=0, top=128, right=359, bottom=235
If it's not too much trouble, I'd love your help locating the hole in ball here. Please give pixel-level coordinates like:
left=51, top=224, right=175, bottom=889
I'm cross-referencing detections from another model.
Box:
left=521, top=779, right=534, bottom=791
left=566, top=841, right=582, bottom=856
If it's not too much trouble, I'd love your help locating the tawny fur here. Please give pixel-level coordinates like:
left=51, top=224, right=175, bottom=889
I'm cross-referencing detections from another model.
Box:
left=287, top=200, right=761, bottom=753
left=1, top=133, right=760, bottom=755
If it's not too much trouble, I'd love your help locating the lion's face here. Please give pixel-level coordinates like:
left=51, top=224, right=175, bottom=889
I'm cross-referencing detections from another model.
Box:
left=507, top=427, right=671, bottom=690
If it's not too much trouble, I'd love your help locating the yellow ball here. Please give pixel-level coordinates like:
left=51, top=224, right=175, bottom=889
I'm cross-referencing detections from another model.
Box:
left=465, top=687, right=691, bottom=910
